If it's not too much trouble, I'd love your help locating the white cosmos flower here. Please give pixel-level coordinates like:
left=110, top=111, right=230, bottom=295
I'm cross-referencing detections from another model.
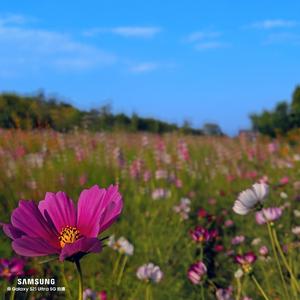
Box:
left=233, top=183, right=269, bottom=215
left=136, top=263, right=163, bottom=283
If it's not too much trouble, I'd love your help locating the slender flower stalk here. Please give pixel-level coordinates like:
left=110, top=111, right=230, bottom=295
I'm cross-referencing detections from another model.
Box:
left=250, top=274, right=271, bottom=300
left=117, top=255, right=128, bottom=285
left=266, top=222, right=290, bottom=299
left=75, top=260, right=83, bottom=300
left=271, top=226, right=300, bottom=293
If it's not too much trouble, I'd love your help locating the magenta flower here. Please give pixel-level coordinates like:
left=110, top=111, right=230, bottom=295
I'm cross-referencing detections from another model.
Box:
left=2, top=185, right=123, bottom=262
left=0, top=257, right=25, bottom=281
left=235, top=252, right=256, bottom=273
left=187, top=261, right=207, bottom=285
left=255, top=207, right=282, bottom=225
left=190, top=226, right=211, bottom=244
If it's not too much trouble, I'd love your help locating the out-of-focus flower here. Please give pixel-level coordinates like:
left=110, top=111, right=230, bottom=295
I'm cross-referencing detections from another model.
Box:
left=214, top=244, right=224, bottom=253
left=187, top=261, right=207, bottom=285
left=155, top=169, right=168, bottom=180
left=190, top=226, right=211, bottom=244
left=235, top=252, right=256, bottom=273
left=173, top=198, right=191, bottom=220
left=255, top=207, right=282, bottom=225
left=234, top=268, right=244, bottom=279
left=233, top=183, right=269, bottom=215
left=280, top=192, right=288, bottom=199
left=79, top=174, right=88, bottom=186
left=216, top=286, right=233, bottom=300
left=268, top=142, right=278, bottom=154
left=2, top=185, right=123, bottom=261
left=83, top=288, right=97, bottom=300
left=198, top=208, right=208, bottom=219
left=259, top=246, right=269, bottom=256
left=292, top=226, right=300, bottom=236
left=251, top=238, right=261, bottom=246
left=231, top=235, right=245, bottom=245
left=151, top=188, right=171, bottom=200
left=293, top=210, right=300, bottom=218
left=143, top=171, right=151, bottom=182
left=0, top=258, right=25, bottom=281
left=136, top=263, right=163, bottom=283
left=293, top=181, right=300, bottom=191
left=279, top=176, right=289, bottom=185
left=224, top=219, right=234, bottom=228
left=99, top=290, right=107, bottom=300
left=108, top=235, right=134, bottom=256
left=208, top=198, right=217, bottom=205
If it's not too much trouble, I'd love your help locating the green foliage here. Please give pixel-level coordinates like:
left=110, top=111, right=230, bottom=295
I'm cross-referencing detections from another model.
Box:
left=0, top=92, right=206, bottom=135
left=250, top=85, right=300, bottom=136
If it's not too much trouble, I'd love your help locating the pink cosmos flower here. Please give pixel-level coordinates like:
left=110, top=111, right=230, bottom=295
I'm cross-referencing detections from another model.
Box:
left=259, top=246, right=269, bottom=256
left=2, top=185, right=123, bottom=262
left=235, top=252, right=256, bottom=273
left=0, top=258, right=25, bottom=281
left=255, top=207, right=282, bottom=225
left=99, top=290, right=107, bottom=300
left=187, top=261, right=207, bottom=285
left=279, top=176, right=289, bottom=185
left=190, top=226, right=211, bottom=244
left=231, top=235, right=245, bottom=245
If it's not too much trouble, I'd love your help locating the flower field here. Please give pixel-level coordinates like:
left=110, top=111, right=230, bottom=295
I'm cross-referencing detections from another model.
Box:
left=1, top=129, right=300, bottom=299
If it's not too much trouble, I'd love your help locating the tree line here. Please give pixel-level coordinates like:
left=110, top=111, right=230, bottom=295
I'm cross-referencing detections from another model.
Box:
left=250, top=85, right=300, bottom=137
left=0, top=92, right=223, bottom=135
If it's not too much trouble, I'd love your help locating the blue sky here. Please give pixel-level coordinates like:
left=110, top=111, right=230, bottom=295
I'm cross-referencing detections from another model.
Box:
left=1, top=1, right=300, bottom=135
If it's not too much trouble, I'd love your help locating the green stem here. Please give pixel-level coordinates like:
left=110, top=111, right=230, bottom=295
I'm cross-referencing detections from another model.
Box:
left=61, top=264, right=72, bottom=300
left=112, top=252, right=122, bottom=278
left=272, top=226, right=300, bottom=293
left=117, top=255, right=128, bottom=285
left=75, top=260, right=83, bottom=300
left=251, top=274, right=271, bottom=300
left=9, top=278, right=17, bottom=300
left=235, top=278, right=241, bottom=300
left=266, top=222, right=290, bottom=299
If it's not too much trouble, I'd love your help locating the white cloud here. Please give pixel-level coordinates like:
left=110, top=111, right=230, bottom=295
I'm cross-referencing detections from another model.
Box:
left=249, top=19, right=298, bottom=29
left=83, top=26, right=161, bottom=38
left=0, top=13, right=32, bottom=26
left=264, top=32, right=300, bottom=45
left=0, top=20, right=117, bottom=74
left=185, top=31, right=220, bottom=43
left=129, top=62, right=159, bottom=73
left=185, top=30, right=228, bottom=51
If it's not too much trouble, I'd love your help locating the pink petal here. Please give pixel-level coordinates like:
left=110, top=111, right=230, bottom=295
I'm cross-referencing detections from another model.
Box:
left=59, top=237, right=102, bottom=261
left=11, top=200, right=59, bottom=248
left=2, top=223, right=25, bottom=239
left=39, top=192, right=77, bottom=233
left=99, top=185, right=123, bottom=233
left=12, top=236, right=60, bottom=257
left=77, top=185, right=107, bottom=237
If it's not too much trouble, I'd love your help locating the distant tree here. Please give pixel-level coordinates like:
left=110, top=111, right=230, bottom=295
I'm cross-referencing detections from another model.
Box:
left=202, top=123, right=223, bottom=136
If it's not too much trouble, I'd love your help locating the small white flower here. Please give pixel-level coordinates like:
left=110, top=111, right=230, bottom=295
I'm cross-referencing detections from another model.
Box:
left=280, top=192, right=288, bottom=199
left=294, top=210, right=300, bottom=218
left=233, top=183, right=269, bottom=215
left=234, top=268, right=244, bottom=279
left=251, top=238, right=261, bottom=246
left=173, top=198, right=191, bottom=220
left=292, top=226, right=300, bottom=236
left=136, top=263, right=163, bottom=283
left=108, top=235, right=134, bottom=256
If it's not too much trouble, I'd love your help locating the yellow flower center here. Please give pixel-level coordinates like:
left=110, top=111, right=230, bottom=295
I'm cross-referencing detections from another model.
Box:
left=58, top=226, right=80, bottom=248
left=242, top=263, right=252, bottom=274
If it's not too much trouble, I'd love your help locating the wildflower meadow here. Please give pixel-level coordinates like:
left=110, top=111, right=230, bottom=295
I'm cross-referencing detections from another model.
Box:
left=0, top=129, right=300, bottom=299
